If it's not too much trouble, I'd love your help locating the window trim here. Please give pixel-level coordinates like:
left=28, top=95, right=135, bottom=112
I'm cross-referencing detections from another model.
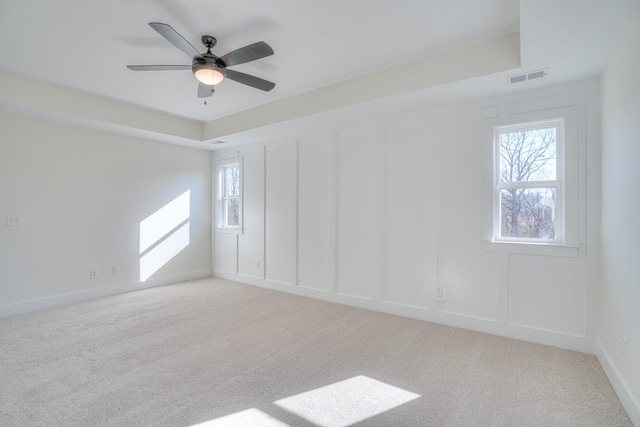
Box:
left=492, top=118, right=565, bottom=244
left=216, top=156, right=243, bottom=234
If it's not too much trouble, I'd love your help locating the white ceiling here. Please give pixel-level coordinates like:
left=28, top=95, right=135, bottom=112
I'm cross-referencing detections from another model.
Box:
left=0, top=0, right=638, bottom=148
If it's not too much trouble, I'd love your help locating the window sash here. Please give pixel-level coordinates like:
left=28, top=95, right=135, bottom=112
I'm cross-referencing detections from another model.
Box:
left=224, top=166, right=240, bottom=197
left=497, top=185, right=560, bottom=242
left=223, top=195, right=240, bottom=227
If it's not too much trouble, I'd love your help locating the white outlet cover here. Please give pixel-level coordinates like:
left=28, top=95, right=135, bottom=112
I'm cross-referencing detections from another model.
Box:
left=7, top=216, right=23, bottom=226
left=436, top=282, right=447, bottom=302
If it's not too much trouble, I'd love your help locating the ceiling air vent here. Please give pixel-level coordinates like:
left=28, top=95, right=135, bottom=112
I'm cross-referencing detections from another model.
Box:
left=507, top=68, right=549, bottom=84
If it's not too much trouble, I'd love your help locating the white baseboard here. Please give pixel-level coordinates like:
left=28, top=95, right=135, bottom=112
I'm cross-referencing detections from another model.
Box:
left=0, top=269, right=212, bottom=318
left=213, top=271, right=595, bottom=354
left=596, top=340, right=640, bottom=426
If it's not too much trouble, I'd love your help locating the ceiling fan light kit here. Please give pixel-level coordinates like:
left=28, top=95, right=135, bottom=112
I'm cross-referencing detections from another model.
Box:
left=193, top=63, right=226, bottom=86
left=127, top=22, right=275, bottom=99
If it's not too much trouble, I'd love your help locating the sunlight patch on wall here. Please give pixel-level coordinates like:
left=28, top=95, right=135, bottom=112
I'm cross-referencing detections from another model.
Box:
left=139, top=190, right=190, bottom=253
left=139, top=190, right=190, bottom=282
left=274, top=375, right=420, bottom=427
left=190, top=408, right=289, bottom=427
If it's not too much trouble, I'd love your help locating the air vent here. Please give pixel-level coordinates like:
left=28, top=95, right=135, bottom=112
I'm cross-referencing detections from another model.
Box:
left=507, top=68, right=549, bottom=84
left=527, top=70, right=547, bottom=80
left=207, top=140, right=226, bottom=145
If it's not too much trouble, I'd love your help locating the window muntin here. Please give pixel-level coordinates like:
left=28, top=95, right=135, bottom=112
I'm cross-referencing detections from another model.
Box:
left=494, top=119, right=564, bottom=243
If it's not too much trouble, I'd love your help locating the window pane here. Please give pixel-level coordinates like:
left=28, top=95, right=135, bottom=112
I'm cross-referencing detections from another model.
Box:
left=499, top=127, right=556, bottom=182
left=225, top=166, right=240, bottom=196
left=225, top=197, right=239, bottom=226
left=500, top=188, right=556, bottom=239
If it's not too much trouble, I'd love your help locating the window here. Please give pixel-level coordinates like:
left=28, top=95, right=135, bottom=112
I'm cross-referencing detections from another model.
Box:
left=217, top=158, right=242, bottom=230
left=493, top=119, right=564, bottom=243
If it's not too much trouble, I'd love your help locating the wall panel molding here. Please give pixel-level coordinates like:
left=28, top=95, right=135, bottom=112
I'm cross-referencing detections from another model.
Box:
left=212, top=78, right=601, bottom=355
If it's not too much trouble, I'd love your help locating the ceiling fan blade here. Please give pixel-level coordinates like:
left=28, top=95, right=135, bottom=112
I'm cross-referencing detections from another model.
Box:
left=225, top=69, right=275, bottom=91
left=218, top=41, right=274, bottom=67
left=127, top=65, right=191, bottom=71
left=197, top=82, right=214, bottom=98
left=149, top=22, right=202, bottom=59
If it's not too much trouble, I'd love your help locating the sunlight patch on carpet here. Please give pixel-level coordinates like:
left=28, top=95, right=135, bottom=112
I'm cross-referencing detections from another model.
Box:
left=274, top=375, right=420, bottom=427
left=190, top=408, right=289, bottom=427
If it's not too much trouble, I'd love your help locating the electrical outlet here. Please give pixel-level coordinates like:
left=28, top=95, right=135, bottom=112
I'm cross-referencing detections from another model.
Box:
left=7, top=216, right=22, bottom=226
left=112, top=266, right=120, bottom=276
left=256, top=261, right=261, bottom=269
left=622, top=337, right=628, bottom=359
left=90, top=269, right=98, bottom=279
left=436, top=282, right=447, bottom=302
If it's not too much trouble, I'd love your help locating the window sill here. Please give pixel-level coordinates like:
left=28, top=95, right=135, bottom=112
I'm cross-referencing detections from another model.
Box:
left=481, top=240, right=580, bottom=257
left=215, top=227, right=244, bottom=235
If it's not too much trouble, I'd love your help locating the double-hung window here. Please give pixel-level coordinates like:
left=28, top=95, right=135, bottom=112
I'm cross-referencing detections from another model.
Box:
left=493, top=119, right=564, bottom=243
left=217, top=158, right=242, bottom=230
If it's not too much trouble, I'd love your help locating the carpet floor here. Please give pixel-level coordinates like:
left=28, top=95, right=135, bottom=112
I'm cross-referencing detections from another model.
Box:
left=0, top=277, right=632, bottom=426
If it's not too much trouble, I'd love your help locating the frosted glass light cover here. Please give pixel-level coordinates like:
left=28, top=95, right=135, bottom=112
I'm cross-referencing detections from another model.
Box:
left=195, top=67, right=224, bottom=85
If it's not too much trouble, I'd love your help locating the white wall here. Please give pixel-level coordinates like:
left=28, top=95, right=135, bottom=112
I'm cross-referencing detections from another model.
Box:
left=598, top=13, right=640, bottom=425
left=213, top=78, right=601, bottom=354
left=0, top=111, right=212, bottom=316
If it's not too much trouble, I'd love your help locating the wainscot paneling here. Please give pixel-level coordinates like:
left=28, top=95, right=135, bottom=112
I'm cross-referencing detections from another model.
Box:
left=238, top=146, right=265, bottom=279
left=335, top=127, right=377, bottom=299
left=381, top=120, right=430, bottom=308
left=436, top=108, right=500, bottom=321
left=297, top=134, right=337, bottom=292
left=212, top=78, right=600, bottom=354
left=508, top=254, right=586, bottom=337
left=265, top=141, right=296, bottom=285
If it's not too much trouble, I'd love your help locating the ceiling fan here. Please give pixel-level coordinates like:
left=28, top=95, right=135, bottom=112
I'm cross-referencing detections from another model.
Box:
left=127, top=22, right=275, bottom=99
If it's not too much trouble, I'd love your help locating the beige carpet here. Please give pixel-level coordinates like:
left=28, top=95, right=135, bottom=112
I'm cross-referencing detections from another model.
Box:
left=0, top=277, right=631, bottom=426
